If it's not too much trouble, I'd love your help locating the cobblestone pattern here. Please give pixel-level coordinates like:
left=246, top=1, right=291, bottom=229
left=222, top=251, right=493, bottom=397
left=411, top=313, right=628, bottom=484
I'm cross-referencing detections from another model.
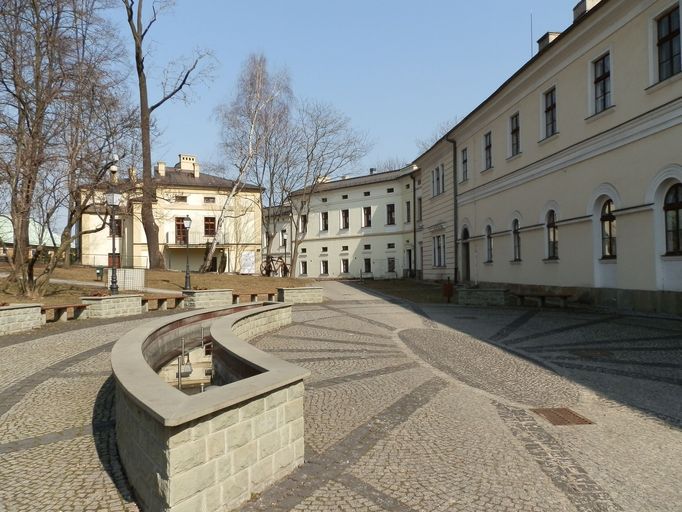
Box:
left=0, top=304, right=42, bottom=335
left=81, top=295, right=143, bottom=319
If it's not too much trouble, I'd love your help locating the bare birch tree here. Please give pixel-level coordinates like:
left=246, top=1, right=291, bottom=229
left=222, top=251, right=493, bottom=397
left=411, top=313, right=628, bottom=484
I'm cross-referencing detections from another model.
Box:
left=121, top=0, right=212, bottom=269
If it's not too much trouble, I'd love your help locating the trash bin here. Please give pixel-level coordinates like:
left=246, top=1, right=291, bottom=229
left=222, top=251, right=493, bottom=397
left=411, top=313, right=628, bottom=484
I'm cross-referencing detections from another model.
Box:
left=95, top=266, right=104, bottom=281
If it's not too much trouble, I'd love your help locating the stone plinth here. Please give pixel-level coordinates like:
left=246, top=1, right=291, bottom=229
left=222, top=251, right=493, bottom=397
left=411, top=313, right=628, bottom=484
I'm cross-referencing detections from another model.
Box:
left=277, top=287, right=323, bottom=304
left=0, top=304, right=42, bottom=335
left=183, top=289, right=234, bottom=309
left=81, top=295, right=143, bottom=318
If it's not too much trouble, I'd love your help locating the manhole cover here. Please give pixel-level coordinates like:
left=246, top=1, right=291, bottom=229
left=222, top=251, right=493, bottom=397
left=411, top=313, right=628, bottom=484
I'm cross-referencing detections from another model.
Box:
left=531, top=407, right=593, bottom=426
left=570, top=349, right=612, bottom=359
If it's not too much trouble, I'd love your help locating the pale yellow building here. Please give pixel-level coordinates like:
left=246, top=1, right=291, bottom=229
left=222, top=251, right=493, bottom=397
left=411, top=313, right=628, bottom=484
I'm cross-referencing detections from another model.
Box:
left=80, top=154, right=262, bottom=273
left=416, top=0, right=682, bottom=313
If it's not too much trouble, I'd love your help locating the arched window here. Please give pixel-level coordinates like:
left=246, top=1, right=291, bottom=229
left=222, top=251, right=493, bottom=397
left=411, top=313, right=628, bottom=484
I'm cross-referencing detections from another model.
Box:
left=600, top=200, right=617, bottom=258
left=547, top=210, right=558, bottom=259
left=485, top=225, right=493, bottom=262
left=665, top=184, right=682, bottom=254
left=512, top=219, right=521, bottom=261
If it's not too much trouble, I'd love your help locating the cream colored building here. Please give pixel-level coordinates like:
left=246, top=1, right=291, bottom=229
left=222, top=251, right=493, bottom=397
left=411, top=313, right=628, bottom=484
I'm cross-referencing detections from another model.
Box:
left=416, top=0, right=682, bottom=312
left=80, top=154, right=262, bottom=273
left=287, top=167, right=422, bottom=279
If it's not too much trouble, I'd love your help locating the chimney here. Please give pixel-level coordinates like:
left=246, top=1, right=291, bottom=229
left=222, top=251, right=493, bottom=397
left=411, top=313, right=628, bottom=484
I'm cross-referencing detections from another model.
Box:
left=155, top=161, right=166, bottom=177
left=537, top=31, right=561, bottom=52
left=369, top=167, right=376, bottom=175
left=193, top=161, right=200, bottom=179
left=573, top=0, right=601, bottom=21
left=110, top=164, right=118, bottom=184
left=128, top=167, right=137, bottom=183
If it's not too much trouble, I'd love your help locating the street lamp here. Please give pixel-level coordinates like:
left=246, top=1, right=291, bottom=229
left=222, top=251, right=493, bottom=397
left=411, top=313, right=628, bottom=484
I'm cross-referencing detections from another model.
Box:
left=183, top=214, right=192, bottom=290
left=106, top=190, right=121, bottom=295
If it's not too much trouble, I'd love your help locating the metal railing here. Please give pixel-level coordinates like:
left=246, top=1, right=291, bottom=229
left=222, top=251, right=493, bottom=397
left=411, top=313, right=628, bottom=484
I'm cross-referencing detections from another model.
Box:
left=165, top=231, right=230, bottom=245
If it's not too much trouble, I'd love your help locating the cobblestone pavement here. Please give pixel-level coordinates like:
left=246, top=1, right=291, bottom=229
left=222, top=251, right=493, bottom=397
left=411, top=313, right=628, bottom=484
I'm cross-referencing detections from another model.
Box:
left=0, top=283, right=681, bottom=511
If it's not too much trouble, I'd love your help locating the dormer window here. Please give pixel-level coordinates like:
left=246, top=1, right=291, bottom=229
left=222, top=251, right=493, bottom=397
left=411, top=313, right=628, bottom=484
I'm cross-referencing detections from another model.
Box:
left=175, top=195, right=187, bottom=203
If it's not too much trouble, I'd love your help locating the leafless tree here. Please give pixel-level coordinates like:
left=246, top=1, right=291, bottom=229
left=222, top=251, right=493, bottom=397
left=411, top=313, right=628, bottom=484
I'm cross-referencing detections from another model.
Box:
left=121, top=0, right=213, bottom=269
left=0, top=0, right=136, bottom=298
left=415, top=115, right=459, bottom=154
left=199, top=54, right=289, bottom=273
left=372, top=156, right=410, bottom=172
left=288, top=100, right=369, bottom=273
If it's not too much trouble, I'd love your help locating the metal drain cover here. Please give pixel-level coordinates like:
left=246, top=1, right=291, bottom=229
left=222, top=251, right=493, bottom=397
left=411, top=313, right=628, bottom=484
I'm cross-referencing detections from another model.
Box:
left=531, top=407, right=593, bottom=426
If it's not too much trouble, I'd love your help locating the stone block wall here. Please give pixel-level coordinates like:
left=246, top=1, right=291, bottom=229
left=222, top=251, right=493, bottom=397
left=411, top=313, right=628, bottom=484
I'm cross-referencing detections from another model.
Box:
left=81, top=295, right=143, bottom=318
left=277, top=287, right=323, bottom=304
left=0, top=304, right=42, bottom=335
left=183, top=289, right=234, bottom=309
left=457, top=288, right=509, bottom=306
left=230, top=307, right=292, bottom=341
left=116, top=379, right=305, bottom=512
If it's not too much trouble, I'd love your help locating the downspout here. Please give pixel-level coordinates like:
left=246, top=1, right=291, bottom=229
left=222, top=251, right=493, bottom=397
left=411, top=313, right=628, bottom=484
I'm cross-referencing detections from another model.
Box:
left=446, top=136, right=458, bottom=284
left=411, top=166, right=419, bottom=277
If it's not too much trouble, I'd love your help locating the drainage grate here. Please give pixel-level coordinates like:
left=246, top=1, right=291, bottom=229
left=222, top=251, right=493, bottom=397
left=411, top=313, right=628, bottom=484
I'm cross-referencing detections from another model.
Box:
left=531, top=408, right=593, bottom=426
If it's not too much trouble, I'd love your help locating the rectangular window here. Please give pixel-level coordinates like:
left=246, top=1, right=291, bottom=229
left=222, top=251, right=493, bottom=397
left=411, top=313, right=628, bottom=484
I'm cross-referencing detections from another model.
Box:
left=431, top=165, right=445, bottom=195
left=405, top=201, right=411, bottom=223
left=593, top=53, right=611, bottom=114
left=300, top=261, right=308, bottom=275
left=341, top=258, right=349, bottom=273
left=658, top=6, right=681, bottom=81
left=279, top=229, right=287, bottom=247
left=461, top=148, right=468, bottom=181
left=175, top=195, right=187, bottom=203
left=301, top=248, right=307, bottom=254
left=362, top=206, right=372, bottom=227
left=386, top=204, right=396, bottom=225
left=364, top=244, right=371, bottom=250
left=342, top=194, right=348, bottom=199
left=364, top=191, right=370, bottom=196
left=321, top=198, right=327, bottom=203
left=204, top=196, right=216, bottom=204
left=387, top=257, right=396, bottom=273
left=364, top=258, right=372, bottom=273
left=321, top=246, right=328, bottom=253
left=204, top=217, right=216, bottom=237
left=432, top=235, right=446, bottom=267
left=510, top=113, right=520, bottom=156
left=484, top=132, right=492, bottom=169
left=320, top=211, right=328, bottom=231
left=387, top=243, right=395, bottom=249
left=321, top=260, right=328, bottom=275
left=387, top=187, right=394, bottom=193
left=417, top=197, right=422, bottom=221
left=341, top=245, right=349, bottom=251
left=175, top=217, right=187, bottom=244
left=110, top=219, right=122, bottom=237
left=544, top=88, right=557, bottom=137
left=341, top=209, right=349, bottom=229
left=300, top=214, right=308, bottom=233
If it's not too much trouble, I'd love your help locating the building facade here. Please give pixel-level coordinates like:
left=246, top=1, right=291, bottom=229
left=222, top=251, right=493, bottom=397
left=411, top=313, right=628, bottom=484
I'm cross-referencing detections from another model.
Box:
left=415, top=0, right=682, bottom=312
left=285, top=168, right=423, bottom=279
left=80, top=154, right=262, bottom=273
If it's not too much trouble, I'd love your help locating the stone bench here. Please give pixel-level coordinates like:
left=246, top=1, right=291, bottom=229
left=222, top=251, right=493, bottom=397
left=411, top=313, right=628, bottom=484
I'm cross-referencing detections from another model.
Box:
left=142, top=294, right=185, bottom=311
left=41, top=303, right=88, bottom=323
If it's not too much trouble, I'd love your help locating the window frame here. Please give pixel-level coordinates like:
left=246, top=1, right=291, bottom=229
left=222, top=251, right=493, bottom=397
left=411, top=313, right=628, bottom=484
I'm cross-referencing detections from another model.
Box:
left=544, top=87, right=557, bottom=138
left=386, top=203, right=396, bottom=225
left=657, top=5, right=681, bottom=82
left=664, top=183, right=682, bottom=255
left=593, top=53, right=612, bottom=115
left=362, top=206, right=372, bottom=228
left=600, top=200, right=617, bottom=259
left=509, top=113, right=521, bottom=157
left=340, top=209, right=349, bottom=229
left=320, top=211, right=329, bottom=231
left=203, top=216, right=216, bottom=237
left=546, top=210, right=559, bottom=260
left=483, top=132, right=493, bottom=170
left=341, top=258, right=349, bottom=274
left=461, top=147, right=468, bottom=181
left=320, top=260, right=329, bottom=275
left=300, top=261, right=308, bottom=275
left=363, top=258, right=372, bottom=273
left=485, top=226, right=493, bottom=263
left=512, top=219, right=521, bottom=262
left=405, top=201, right=411, bottom=223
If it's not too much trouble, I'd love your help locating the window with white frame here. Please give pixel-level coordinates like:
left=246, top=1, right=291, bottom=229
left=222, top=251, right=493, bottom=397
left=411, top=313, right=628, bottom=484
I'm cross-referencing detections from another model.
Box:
left=510, top=113, right=520, bottom=157
left=279, top=228, right=287, bottom=247
left=593, top=53, right=611, bottom=114
left=320, top=260, right=328, bottom=275
left=362, top=206, right=372, bottom=227
left=341, top=258, right=349, bottom=273
left=300, top=214, right=308, bottom=233
left=405, top=201, right=411, bottom=223
left=485, top=226, right=493, bottom=263
left=601, top=199, right=617, bottom=258
left=432, top=165, right=445, bottom=196
left=340, top=209, right=349, bottom=229
left=300, top=261, right=308, bottom=275
left=657, top=6, right=681, bottom=82
left=664, top=183, right=682, bottom=254
left=320, top=211, right=328, bottom=231
left=461, top=148, right=468, bottom=181
left=544, top=88, right=557, bottom=137
left=483, top=132, right=492, bottom=170
left=364, top=258, right=372, bottom=273
left=432, top=235, right=445, bottom=267
left=547, top=210, right=559, bottom=259
left=386, top=204, right=395, bottom=225
left=387, top=257, right=396, bottom=273
left=512, top=219, right=521, bottom=262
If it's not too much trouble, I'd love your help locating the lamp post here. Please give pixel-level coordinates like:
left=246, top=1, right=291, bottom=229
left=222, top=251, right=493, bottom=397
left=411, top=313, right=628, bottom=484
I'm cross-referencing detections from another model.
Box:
left=183, top=214, right=192, bottom=290
left=106, top=191, right=121, bottom=295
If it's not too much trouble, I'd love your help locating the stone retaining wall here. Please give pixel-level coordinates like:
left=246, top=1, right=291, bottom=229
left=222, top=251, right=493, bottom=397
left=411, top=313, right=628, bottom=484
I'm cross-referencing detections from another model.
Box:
left=277, top=287, right=323, bottom=304
left=112, top=304, right=308, bottom=512
left=457, top=288, right=509, bottom=306
left=0, top=304, right=42, bottom=335
left=183, top=289, right=234, bottom=309
left=81, top=295, right=143, bottom=319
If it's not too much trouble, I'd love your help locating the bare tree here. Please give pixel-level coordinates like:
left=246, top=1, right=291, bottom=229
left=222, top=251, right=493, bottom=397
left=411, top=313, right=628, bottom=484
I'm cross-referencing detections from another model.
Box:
left=199, top=54, right=289, bottom=273
left=288, top=101, right=369, bottom=274
left=372, top=156, right=410, bottom=172
left=0, top=0, right=136, bottom=298
left=415, top=115, right=459, bottom=154
left=121, top=0, right=212, bottom=269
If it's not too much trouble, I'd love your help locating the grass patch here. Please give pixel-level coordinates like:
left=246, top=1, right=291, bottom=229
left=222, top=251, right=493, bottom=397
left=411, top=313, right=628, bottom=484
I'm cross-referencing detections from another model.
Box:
left=359, top=279, right=448, bottom=304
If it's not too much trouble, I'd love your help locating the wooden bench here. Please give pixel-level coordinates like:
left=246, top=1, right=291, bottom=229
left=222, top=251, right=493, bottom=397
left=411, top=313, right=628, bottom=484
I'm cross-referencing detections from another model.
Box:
left=513, top=292, right=572, bottom=308
left=142, top=295, right=185, bottom=311
left=41, top=303, right=88, bottom=323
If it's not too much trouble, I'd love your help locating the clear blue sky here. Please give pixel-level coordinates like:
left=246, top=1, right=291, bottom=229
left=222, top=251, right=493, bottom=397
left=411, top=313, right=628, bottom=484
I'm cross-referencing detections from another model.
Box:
left=111, top=1, right=577, bottom=176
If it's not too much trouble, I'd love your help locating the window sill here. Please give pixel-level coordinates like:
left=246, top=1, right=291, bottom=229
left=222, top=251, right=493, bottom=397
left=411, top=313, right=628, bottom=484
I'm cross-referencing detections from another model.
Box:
left=599, top=257, right=617, bottom=264
left=645, top=71, right=682, bottom=94
left=585, top=105, right=615, bottom=123
left=509, top=259, right=522, bottom=265
left=481, top=166, right=494, bottom=174
left=538, top=132, right=559, bottom=145
left=385, top=223, right=396, bottom=227
left=661, top=254, right=682, bottom=261
left=506, top=152, right=522, bottom=162
left=483, top=260, right=493, bottom=266
left=543, top=257, right=560, bottom=263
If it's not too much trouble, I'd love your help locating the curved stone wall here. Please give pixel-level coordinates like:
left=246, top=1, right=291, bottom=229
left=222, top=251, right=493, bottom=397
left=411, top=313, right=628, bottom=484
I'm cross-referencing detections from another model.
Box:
left=111, top=303, right=309, bottom=512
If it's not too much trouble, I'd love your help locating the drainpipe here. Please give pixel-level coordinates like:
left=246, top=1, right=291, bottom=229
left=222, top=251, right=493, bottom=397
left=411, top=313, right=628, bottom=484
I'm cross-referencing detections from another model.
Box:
left=410, top=166, right=419, bottom=277
left=446, top=135, right=458, bottom=284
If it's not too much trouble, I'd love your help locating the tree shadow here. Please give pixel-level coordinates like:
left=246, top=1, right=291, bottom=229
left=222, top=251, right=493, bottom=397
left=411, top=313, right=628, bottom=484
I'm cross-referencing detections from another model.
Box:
left=92, top=375, right=138, bottom=506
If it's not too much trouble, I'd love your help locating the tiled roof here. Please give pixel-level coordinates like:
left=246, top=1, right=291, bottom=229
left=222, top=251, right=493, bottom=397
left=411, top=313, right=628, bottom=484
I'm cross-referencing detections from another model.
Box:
left=290, top=167, right=415, bottom=196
